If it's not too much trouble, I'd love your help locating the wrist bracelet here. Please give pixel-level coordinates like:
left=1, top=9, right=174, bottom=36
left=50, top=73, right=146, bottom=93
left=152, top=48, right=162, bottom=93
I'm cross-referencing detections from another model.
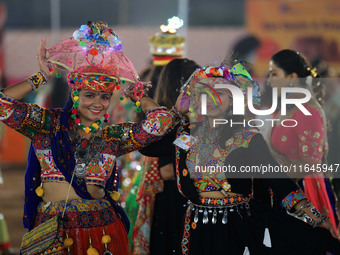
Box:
left=135, top=94, right=149, bottom=105
left=170, top=106, right=186, bottom=123
left=292, top=200, right=327, bottom=227
left=309, top=204, right=323, bottom=218
left=312, top=216, right=329, bottom=228
left=293, top=201, right=312, bottom=217
left=165, top=106, right=186, bottom=134
left=26, top=71, right=48, bottom=91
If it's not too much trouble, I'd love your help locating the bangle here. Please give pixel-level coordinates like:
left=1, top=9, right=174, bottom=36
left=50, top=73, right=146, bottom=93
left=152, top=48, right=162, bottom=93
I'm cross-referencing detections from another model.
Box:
left=312, top=216, right=329, bottom=228
left=309, top=204, right=323, bottom=218
left=164, top=107, right=186, bottom=134
left=170, top=106, right=186, bottom=123
left=136, top=94, right=149, bottom=105
left=134, top=82, right=144, bottom=101
left=293, top=201, right=312, bottom=217
left=299, top=201, right=312, bottom=209
left=26, top=71, right=48, bottom=91
left=292, top=200, right=327, bottom=227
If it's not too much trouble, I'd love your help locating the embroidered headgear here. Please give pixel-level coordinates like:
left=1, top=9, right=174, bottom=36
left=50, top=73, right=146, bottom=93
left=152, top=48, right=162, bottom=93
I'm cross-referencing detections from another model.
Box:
left=46, top=21, right=139, bottom=93
left=181, top=62, right=261, bottom=115
left=149, top=16, right=185, bottom=66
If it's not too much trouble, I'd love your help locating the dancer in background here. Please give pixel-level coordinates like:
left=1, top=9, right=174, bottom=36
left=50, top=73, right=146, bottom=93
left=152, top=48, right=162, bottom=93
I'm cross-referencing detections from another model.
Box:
left=133, top=58, right=200, bottom=255
left=140, top=61, right=339, bottom=254
left=267, top=49, right=338, bottom=234
left=124, top=17, right=187, bottom=252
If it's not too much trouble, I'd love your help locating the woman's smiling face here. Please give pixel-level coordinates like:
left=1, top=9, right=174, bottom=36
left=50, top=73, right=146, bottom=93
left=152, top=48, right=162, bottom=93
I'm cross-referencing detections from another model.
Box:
left=73, top=89, right=112, bottom=125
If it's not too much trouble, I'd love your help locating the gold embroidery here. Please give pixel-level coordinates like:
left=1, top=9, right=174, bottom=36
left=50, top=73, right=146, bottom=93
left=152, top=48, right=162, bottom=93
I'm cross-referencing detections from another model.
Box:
left=302, top=145, right=308, bottom=152
left=281, top=135, right=287, bottom=142
left=53, top=113, right=61, bottom=137
left=318, top=146, right=323, bottom=153
left=313, top=132, right=320, bottom=139
left=304, top=130, right=309, bottom=135
left=298, top=135, right=306, bottom=142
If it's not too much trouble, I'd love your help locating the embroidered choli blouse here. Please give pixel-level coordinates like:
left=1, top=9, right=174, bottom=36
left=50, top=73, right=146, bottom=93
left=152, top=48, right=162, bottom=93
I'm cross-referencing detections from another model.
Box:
left=0, top=92, right=173, bottom=187
left=140, top=123, right=307, bottom=212
left=271, top=104, right=327, bottom=164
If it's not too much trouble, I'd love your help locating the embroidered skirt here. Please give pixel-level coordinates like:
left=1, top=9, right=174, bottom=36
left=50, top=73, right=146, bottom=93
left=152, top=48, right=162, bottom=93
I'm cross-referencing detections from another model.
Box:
left=33, top=198, right=131, bottom=255
left=181, top=197, right=340, bottom=255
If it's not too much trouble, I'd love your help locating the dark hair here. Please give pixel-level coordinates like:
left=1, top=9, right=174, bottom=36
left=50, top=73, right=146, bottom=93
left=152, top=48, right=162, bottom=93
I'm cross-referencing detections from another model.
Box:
left=153, top=58, right=200, bottom=108
left=51, top=76, right=71, bottom=108
left=140, top=65, right=164, bottom=99
left=260, top=72, right=273, bottom=108
left=135, top=64, right=165, bottom=121
left=272, top=49, right=325, bottom=105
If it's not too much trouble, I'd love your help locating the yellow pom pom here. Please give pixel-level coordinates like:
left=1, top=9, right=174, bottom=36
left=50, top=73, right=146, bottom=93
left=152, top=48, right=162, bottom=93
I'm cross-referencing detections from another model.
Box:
left=73, top=96, right=79, bottom=101
left=92, top=123, right=98, bottom=129
left=110, top=191, right=120, bottom=201
left=35, top=184, right=44, bottom=197
left=85, top=80, right=89, bottom=85
left=101, top=235, right=112, bottom=244
left=84, top=127, right=91, bottom=133
left=63, top=237, right=74, bottom=248
left=136, top=101, right=141, bottom=107
left=87, top=247, right=99, bottom=255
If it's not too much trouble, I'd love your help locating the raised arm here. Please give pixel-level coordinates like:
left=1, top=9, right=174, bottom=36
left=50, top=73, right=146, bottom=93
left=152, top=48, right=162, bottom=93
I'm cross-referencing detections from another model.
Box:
left=0, top=39, right=55, bottom=139
left=112, top=81, right=184, bottom=156
left=3, top=38, right=52, bottom=99
left=114, top=106, right=179, bottom=157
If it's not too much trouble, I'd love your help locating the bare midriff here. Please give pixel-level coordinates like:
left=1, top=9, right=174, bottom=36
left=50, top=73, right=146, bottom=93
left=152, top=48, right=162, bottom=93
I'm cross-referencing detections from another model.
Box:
left=199, top=191, right=243, bottom=199
left=160, top=163, right=175, bottom=180
left=42, top=182, right=105, bottom=202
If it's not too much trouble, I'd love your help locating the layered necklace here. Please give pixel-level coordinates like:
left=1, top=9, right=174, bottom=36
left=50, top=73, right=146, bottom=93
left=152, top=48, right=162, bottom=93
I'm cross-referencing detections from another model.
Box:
left=69, top=127, right=106, bottom=179
left=70, top=89, right=108, bottom=178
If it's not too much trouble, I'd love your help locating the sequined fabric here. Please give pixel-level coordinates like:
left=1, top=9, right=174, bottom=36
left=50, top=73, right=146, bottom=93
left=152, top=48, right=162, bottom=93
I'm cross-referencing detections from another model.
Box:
left=185, top=127, right=258, bottom=193
left=0, top=92, right=172, bottom=187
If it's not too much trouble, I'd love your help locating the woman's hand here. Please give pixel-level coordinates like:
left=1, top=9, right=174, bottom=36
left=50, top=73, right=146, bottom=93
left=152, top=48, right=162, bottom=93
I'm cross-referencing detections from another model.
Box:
left=318, top=220, right=339, bottom=240
left=295, top=200, right=339, bottom=240
left=124, top=81, right=151, bottom=103
left=37, top=38, right=53, bottom=79
left=175, top=91, right=191, bottom=115
left=2, top=38, right=53, bottom=100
